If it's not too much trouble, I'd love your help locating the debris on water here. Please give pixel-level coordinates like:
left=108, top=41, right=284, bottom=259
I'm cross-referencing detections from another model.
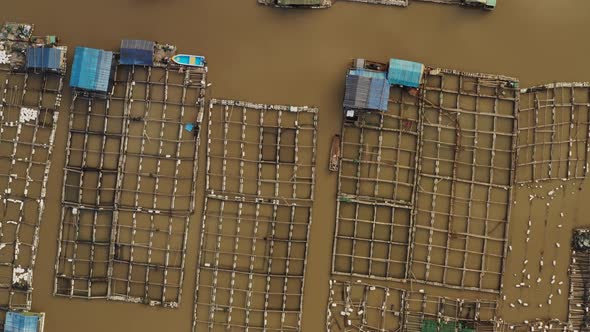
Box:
left=184, top=123, right=195, bottom=132
left=573, top=229, right=590, bottom=250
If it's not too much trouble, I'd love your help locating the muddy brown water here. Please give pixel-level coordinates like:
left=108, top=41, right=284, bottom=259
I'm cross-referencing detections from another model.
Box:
left=2, top=0, right=590, bottom=330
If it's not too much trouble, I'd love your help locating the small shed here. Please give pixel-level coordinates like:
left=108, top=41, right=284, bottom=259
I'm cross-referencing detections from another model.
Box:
left=120, top=39, right=154, bottom=66
left=70, top=47, right=113, bottom=93
left=343, top=69, right=390, bottom=112
left=25, top=47, right=64, bottom=72
left=388, top=58, right=424, bottom=88
left=4, top=311, right=45, bottom=332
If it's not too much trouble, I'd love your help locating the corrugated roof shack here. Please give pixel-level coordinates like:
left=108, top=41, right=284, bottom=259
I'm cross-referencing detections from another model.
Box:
left=343, top=68, right=390, bottom=113
left=70, top=46, right=114, bottom=95
left=388, top=58, right=424, bottom=88
left=25, top=47, right=66, bottom=73
left=120, top=39, right=154, bottom=66
left=4, top=312, right=45, bottom=332
left=257, top=0, right=332, bottom=8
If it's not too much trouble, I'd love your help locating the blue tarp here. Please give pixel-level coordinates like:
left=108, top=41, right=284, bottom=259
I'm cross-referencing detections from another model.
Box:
left=4, top=312, right=40, bottom=332
left=388, top=58, right=424, bottom=88
left=120, top=39, right=154, bottom=66
left=343, top=71, right=390, bottom=112
left=25, top=47, right=63, bottom=71
left=70, top=47, right=113, bottom=93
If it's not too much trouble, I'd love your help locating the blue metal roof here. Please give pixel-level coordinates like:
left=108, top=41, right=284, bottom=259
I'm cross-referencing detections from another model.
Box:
left=25, top=47, right=63, bottom=71
left=348, top=68, right=387, bottom=80
left=344, top=72, right=390, bottom=112
left=388, top=58, right=424, bottom=88
left=120, top=39, right=154, bottom=66
left=4, top=312, right=41, bottom=332
left=70, top=47, right=113, bottom=93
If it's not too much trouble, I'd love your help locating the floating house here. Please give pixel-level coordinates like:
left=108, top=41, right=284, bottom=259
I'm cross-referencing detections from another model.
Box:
left=119, top=39, right=154, bottom=66
left=343, top=68, right=390, bottom=113
left=70, top=47, right=113, bottom=94
left=25, top=47, right=65, bottom=72
left=388, top=58, right=424, bottom=88
left=4, top=311, right=45, bottom=332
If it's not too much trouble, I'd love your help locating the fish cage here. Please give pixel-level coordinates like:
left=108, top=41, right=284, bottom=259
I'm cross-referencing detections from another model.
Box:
left=0, top=22, right=65, bottom=322
left=403, top=291, right=497, bottom=332
left=332, top=84, right=420, bottom=280
left=54, top=62, right=207, bottom=307
left=516, top=83, right=590, bottom=184
left=499, top=320, right=570, bottom=332
left=332, top=64, right=518, bottom=294
left=326, top=279, right=405, bottom=331
left=410, top=69, right=518, bottom=293
left=193, top=99, right=317, bottom=331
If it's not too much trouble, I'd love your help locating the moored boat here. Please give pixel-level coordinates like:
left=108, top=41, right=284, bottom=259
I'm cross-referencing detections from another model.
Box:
left=329, top=134, right=341, bottom=172
left=172, top=54, right=206, bottom=67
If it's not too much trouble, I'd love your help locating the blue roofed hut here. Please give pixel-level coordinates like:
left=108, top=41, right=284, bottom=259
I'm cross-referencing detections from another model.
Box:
left=25, top=47, right=65, bottom=72
left=119, top=39, right=154, bottom=66
left=70, top=47, right=113, bottom=93
left=4, top=311, right=45, bottom=332
left=388, top=58, right=424, bottom=88
left=343, top=68, right=390, bottom=112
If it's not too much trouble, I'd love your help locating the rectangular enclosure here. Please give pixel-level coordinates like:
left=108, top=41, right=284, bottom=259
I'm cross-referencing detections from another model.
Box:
left=55, top=63, right=207, bottom=307
left=0, top=53, right=65, bottom=312
left=332, top=86, right=419, bottom=280
left=516, top=83, right=590, bottom=183
left=403, top=291, right=497, bottom=332
left=332, top=67, right=518, bottom=294
left=410, top=69, right=518, bottom=293
left=326, top=279, right=405, bottom=331
left=193, top=100, right=317, bottom=332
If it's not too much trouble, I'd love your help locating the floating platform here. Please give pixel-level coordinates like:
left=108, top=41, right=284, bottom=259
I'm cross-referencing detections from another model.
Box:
left=54, top=53, right=208, bottom=308
left=0, top=21, right=66, bottom=325
left=332, top=61, right=519, bottom=294
left=193, top=99, right=318, bottom=332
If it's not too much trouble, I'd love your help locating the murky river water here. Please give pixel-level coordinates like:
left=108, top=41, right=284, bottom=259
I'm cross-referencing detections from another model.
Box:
left=2, top=0, right=590, bottom=330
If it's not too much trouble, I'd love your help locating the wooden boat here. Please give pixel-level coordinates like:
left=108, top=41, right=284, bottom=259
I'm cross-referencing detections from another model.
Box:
left=172, top=54, right=206, bottom=67
left=329, top=134, right=341, bottom=172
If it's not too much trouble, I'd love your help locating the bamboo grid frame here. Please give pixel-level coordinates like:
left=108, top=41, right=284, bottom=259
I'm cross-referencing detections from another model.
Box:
left=193, top=99, right=317, bottom=331
left=326, top=279, right=498, bottom=332
left=332, top=66, right=518, bottom=294
left=403, top=291, right=497, bottom=332
left=326, top=279, right=405, bottom=331
left=410, top=69, right=518, bottom=293
left=516, top=83, right=590, bottom=184
left=54, top=62, right=207, bottom=307
left=0, top=31, right=65, bottom=317
left=332, top=85, right=420, bottom=280
left=499, top=320, right=570, bottom=332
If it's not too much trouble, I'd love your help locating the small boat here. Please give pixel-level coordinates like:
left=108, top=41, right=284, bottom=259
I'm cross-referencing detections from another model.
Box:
left=329, top=134, right=341, bottom=172
left=172, top=54, right=206, bottom=67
